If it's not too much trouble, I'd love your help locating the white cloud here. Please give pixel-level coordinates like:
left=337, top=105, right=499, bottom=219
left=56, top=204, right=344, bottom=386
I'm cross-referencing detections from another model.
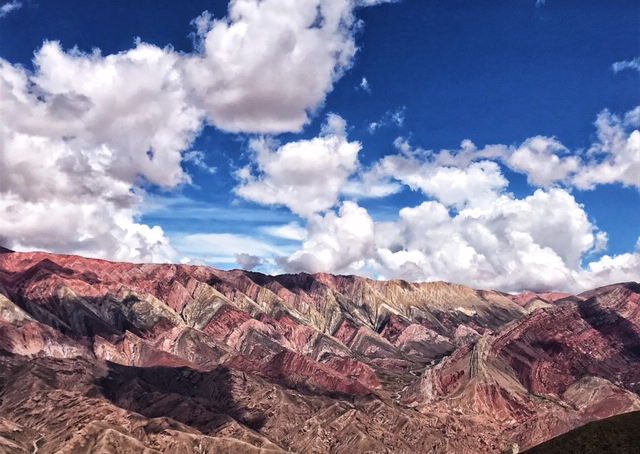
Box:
left=573, top=251, right=640, bottom=291
left=506, top=136, right=579, bottom=187
left=3, top=42, right=201, bottom=188
left=19, top=0, right=369, bottom=137
left=374, top=149, right=508, bottom=208
left=612, top=57, right=640, bottom=73
left=0, top=0, right=21, bottom=18
left=571, top=108, right=640, bottom=189
left=359, top=77, right=371, bottom=93
left=341, top=168, right=403, bottom=199
left=0, top=195, right=175, bottom=263
left=262, top=222, right=308, bottom=241
left=280, top=183, right=626, bottom=292
left=388, top=107, right=639, bottom=191
left=391, top=108, right=405, bottom=127
left=356, top=0, right=401, bottom=6
left=229, top=108, right=638, bottom=292
left=0, top=0, right=388, bottom=260
left=263, top=122, right=638, bottom=292
left=235, top=114, right=361, bottom=217
left=180, top=257, right=207, bottom=266
left=0, top=42, right=197, bottom=262
left=280, top=201, right=375, bottom=274
left=504, top=109, right=640, bottom=189
left=172, top=232, right=293, bottom=265
left=374, top=187, right=604, bottom=291
left=182, top=0, right=361, bottom=133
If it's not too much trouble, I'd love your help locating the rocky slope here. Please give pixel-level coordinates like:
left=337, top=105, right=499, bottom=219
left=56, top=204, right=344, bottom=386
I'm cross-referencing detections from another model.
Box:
left=0, top=249, right=638, bottom=453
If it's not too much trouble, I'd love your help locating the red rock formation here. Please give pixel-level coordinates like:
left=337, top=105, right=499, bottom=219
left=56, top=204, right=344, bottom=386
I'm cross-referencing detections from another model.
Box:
left=509, top=290, right=582, bottom=310
left=401, top=282, right=640, bottom=450
left=0, top=250, right=638, bottom=453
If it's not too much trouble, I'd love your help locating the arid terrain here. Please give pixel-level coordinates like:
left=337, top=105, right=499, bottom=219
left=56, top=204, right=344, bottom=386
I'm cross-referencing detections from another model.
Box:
left=0, top=248, right=639, bottom=453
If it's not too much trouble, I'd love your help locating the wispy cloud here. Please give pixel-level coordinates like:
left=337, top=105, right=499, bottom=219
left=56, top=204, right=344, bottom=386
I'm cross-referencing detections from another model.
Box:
left=261, top=222, right=307, bottom=241
left=358, top=77, right=371, bottom=93
left=368, top=106, right=406, bottom=134
left=535, top=0, right=546, bottom=8
left=0, top=0, right=22, bottom=18
left=172, top=232, right=296, bottom=266
left=612, top=57, right=640, bottom=73
left=183, top=150, right=217, bottom=174
left=141, top=195, right=295, bottom=225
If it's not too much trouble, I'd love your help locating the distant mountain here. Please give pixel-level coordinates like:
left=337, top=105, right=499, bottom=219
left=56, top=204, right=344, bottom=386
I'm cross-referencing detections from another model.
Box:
left=0, top=250, right=638, bottom=453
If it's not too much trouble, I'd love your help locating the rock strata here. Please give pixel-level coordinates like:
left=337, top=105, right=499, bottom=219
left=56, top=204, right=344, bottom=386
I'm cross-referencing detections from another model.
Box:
left=0, top=250, right=638, bottom=453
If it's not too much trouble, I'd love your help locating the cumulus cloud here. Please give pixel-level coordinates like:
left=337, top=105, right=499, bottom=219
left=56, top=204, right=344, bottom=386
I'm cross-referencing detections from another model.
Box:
left=1, top=0, right=386, bottom=261
left=281, top=180, right=635, bottom=292
left=341, top=167, right=402, bottom=199
left=375, top=152, right=508, bottom=208
left=0, top=0, right=21, bottom=18
left=389, top=106, right=640, bottom=191
left=612, top=57, right=640, bottom=73
left=263, top=111, right=639, bottom=292
left=183, top=0, right=360, bottom=133
left=373, top=188, right=606, bottom=292
left=508, top=109, right=639, bottom=189
left=0, top=195, right=174, bottom=263
left=280, top=201, right=375, bottom=274
left=574, top=251, right=640, bottom=291
left=505, top=137, right=579, bottom=187
left=234, top=114, right=401, bottom=205
left=571, top=108, right=640, bottom=189
left=0, top=42, right=199, bottom=261
left=235, top=114, right=361, bottom=217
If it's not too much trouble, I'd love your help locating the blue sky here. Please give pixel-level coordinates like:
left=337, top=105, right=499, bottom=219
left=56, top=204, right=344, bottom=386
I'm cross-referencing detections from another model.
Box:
left=0, top=0, right=638, bottom=292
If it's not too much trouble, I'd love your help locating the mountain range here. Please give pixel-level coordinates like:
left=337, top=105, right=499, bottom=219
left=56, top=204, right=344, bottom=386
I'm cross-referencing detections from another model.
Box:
left=0, top=248, right=638, bottom=453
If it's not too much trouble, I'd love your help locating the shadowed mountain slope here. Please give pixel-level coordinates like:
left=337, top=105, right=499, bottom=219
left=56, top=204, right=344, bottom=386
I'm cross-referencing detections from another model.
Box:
left=523, top=411, right=640, bottom=454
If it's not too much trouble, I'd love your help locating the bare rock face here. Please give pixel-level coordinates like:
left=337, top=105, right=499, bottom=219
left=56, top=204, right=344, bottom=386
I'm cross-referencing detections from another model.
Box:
left=0, top=250, right=638, bottom=453
left=400, top=282, right=640, bottom=450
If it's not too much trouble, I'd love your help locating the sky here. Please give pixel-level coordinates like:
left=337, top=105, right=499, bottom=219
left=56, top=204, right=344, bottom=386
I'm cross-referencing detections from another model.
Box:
left=0, top=0, right=638, bottom=293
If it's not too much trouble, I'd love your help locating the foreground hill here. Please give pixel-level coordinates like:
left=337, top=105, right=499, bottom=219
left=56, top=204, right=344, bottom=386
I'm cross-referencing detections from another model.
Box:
left=523, top=411, right=640, bottom=454
left=0, top=250, right=638, bottom=453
